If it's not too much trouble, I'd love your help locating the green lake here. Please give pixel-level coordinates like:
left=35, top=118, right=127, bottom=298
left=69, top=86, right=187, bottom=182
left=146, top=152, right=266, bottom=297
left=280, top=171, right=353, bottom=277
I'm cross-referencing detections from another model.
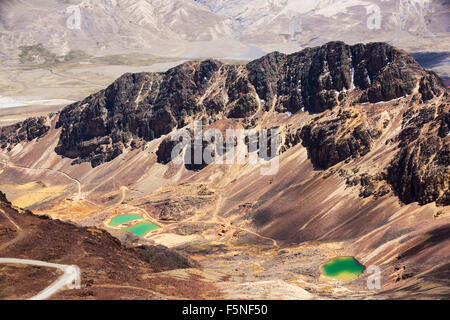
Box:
left=321, top=256, right=365, bottom=281
left=123, top=222, right=160, bottom=237
left=109, top=214, right=143, bottom=227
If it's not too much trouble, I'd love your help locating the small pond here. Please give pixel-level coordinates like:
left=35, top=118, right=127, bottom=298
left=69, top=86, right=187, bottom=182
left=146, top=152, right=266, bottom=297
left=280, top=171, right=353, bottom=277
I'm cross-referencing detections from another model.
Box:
left=123, top=222, right=160, bottom=237
left=321, top=256, right=365, bottom=281
left=109, top=214, right=143, bottom=227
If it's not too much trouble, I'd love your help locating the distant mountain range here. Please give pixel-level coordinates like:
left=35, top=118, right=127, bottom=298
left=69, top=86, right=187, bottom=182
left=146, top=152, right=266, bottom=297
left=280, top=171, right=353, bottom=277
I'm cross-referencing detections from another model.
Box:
left=0, top=0, right=449, bottom=61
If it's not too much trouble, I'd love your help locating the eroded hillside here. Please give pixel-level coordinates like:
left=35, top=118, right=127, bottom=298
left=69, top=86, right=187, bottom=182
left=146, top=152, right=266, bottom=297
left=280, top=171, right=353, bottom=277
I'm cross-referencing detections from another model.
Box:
left=0, top=41, right=449, bottom=299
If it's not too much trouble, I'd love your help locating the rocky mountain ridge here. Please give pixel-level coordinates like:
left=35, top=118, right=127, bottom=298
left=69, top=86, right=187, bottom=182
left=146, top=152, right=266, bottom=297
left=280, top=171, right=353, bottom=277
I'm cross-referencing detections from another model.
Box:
left=0, top=116, right=51, bottom=150
left=53, top=42, right=444, bottom=163
left=1, top=41, right=449, bottom=206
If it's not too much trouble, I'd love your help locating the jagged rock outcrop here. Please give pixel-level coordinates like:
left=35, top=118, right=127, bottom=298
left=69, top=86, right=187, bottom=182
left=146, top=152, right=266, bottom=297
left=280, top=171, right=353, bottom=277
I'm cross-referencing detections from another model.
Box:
left=280, top=127, right=302, bottom=153
left=0, top=116, right=50, bottom=149
left=300, top=108, right=383, bottom=169
left=156, top=130, right=212, bottom=171
left=247, top=42, right=444, bottom=113
left=55, top=60, right=262, bottom=167
left=3, top=42, right=446, bottom=207
left=344, top=171, right=391, bottom=199
left=51, top=41, right=442, bottom=167
left=156, top=137, right=178, bottom=165
left=387, top=99, right=450, bottom=206
left=0, top=191, right=9, bottom=204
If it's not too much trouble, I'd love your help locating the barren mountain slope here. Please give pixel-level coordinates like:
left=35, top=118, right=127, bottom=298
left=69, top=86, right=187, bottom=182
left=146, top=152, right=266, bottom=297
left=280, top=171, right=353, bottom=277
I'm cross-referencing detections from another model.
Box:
left=0, top=41, right=449, bottom=299
left=0, top=191, right=219, bottom=300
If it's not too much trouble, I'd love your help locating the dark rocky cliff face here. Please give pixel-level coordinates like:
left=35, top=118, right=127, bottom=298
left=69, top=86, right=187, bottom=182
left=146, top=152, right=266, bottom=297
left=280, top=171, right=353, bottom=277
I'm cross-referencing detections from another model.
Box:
left=54, top=59, right=260, bottom=167
left=247, top=42, right=443, bottom=113
left=0, top=116, right=50, bottom=150
left=387, top=98, right=449, bottom=205
left=53, top=42, right=443, bottom=168
left=1, top=42, right=447, bottom=205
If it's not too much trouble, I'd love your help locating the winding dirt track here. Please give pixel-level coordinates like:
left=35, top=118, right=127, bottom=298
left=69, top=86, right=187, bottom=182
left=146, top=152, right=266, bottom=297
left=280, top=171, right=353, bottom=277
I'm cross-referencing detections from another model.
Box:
left=47, top=69, right=105, bottom=88
left=0, top=208, right=28, bottom=251
left=3, top=151, right=280, bottom=248
left=0, top=258, right=80, bottom=300
left=2, top=159, right=82, bottom=198
left=0, top=208, right=80, bottom=300
left=0, top=208, right=22, bottom=232
left=94, top=284, right=180, bottom=300
left=106, top=184, right=280, bottom=247
left=213, top=193, right=280, bottom=247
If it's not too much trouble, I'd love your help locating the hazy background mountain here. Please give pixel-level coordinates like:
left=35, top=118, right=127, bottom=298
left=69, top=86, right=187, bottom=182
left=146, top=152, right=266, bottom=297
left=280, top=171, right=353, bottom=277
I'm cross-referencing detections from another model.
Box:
left=0, top=0, right=448, bottom=60
left=0, top=0, right=448, bottom=117
left=196, top=0, right=449, bottom=54
left=0, top=0, right=238, bottom=60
